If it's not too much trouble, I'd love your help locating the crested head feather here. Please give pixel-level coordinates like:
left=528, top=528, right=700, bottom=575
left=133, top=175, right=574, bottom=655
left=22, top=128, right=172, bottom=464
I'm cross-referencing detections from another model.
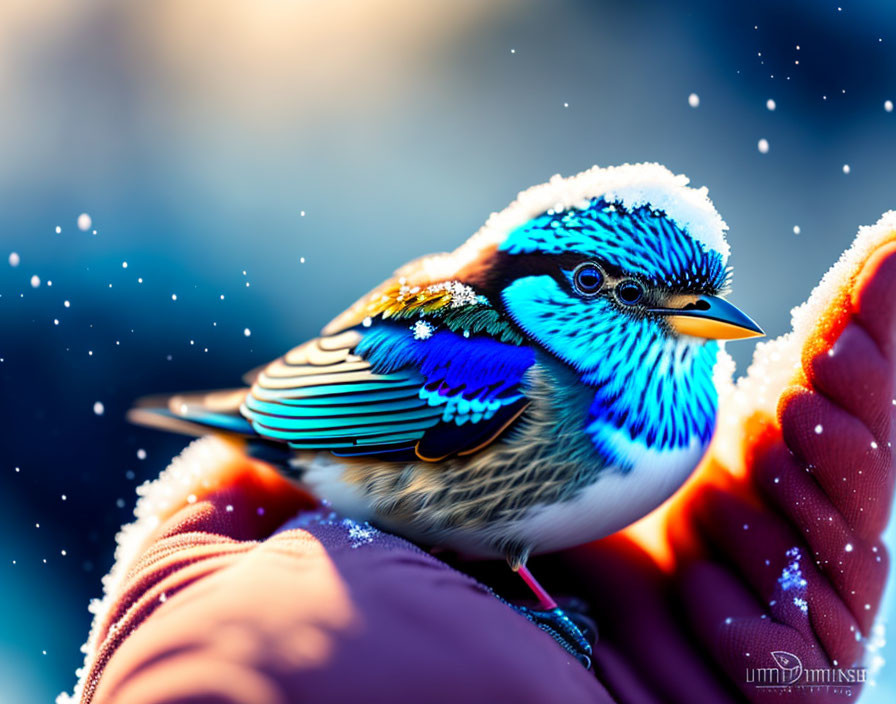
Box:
left=402, top=162, right=729, bottom=285
left=325, top=163, right=729, bottom=334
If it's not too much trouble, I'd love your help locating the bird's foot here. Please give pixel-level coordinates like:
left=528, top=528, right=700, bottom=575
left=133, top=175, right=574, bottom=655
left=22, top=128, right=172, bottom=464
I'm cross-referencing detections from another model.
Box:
left=509, top=600, right=595, bottom=669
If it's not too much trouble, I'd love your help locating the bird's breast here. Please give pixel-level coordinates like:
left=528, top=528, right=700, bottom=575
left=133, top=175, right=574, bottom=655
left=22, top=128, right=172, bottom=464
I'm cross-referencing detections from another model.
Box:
left=507, top=429, right=710, bottom=554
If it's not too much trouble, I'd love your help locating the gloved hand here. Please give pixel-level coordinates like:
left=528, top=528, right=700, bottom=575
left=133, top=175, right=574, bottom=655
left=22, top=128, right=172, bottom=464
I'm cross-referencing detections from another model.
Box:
left=65, top=218, right=896, bottom=704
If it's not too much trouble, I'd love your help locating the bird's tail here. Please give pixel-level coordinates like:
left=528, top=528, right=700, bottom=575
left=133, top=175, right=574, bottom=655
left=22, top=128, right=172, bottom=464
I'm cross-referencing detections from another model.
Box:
left=128, top=388, right=256, bottom=438
left=129, top=388, right=295, bottom=467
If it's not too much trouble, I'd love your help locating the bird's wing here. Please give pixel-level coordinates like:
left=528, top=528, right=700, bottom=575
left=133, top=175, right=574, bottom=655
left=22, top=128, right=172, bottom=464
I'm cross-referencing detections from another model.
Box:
left=242, top=281, right=533, bottom=461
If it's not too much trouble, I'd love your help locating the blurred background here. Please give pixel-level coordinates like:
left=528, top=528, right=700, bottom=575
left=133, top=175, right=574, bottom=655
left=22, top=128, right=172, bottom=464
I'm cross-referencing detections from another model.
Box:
left=2, top=0, right=896, bottom=700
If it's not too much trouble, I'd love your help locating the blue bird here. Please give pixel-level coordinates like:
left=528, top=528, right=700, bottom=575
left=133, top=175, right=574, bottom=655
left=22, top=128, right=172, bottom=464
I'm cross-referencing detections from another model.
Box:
left=131, top=163, right=762, bottom=667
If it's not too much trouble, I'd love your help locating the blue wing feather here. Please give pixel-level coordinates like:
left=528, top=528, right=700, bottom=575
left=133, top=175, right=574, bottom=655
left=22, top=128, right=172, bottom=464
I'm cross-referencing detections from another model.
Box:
left=356, top=326, right=533, bottom=418
left=242, top=319, right=534, bottom=459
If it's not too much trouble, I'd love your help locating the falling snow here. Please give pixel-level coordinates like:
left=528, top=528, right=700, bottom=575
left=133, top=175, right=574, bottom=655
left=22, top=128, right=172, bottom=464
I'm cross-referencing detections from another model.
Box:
left=77, top=213, right=92, bottom=231
left=688, top=92, right=700, bottom=108
left=8, top=251, right=20, bottom=267
left=758, top=138, right=769, bottom=154
left=766, top=98, right=776, bottom=111
left=93, top=402, right=105, bottom=416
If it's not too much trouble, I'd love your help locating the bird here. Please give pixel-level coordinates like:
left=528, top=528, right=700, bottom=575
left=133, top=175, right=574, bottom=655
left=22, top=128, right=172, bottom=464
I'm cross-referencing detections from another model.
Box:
left=130, top=163, right=763, bottom=667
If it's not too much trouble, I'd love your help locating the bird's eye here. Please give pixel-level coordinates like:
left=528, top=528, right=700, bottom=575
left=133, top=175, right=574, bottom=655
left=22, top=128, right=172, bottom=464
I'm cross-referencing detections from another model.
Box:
left=615, top=280, right=644, bottom=305
left=572, top=263, right=604, bottom=296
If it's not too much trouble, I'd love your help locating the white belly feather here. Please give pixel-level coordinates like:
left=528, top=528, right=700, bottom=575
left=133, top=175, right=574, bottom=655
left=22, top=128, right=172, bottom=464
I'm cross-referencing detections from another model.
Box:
left=509, top=431, right=707, bottom=554
left=298, top=429, right=708, bottom=559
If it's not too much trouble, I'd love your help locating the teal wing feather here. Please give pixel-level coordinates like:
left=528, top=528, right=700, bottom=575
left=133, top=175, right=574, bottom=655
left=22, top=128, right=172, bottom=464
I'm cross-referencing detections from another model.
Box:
left=242, top=329, right=440, bottom=454
left=241, top=320, right=535, bottom=460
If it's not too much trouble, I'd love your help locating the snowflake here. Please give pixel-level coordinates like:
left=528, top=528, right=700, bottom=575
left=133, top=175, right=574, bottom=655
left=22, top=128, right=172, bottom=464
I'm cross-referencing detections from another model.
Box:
left=779, top=547, right=808, bottom=591
left=412, top=320, right=434, bottom=340
left=397, top=283, right=421, bottom=302
left=793, top=597, right=808, bottom=614
left=342, top=518, right=377, bottom=548
left=425, top=280, right=479, bottom=308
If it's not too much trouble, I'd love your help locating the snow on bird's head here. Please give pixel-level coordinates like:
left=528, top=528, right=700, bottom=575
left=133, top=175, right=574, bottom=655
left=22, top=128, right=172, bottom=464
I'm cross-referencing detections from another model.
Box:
left=411, top=163, right=730, bottom=284
left=328, top=165, right=730, bottom=334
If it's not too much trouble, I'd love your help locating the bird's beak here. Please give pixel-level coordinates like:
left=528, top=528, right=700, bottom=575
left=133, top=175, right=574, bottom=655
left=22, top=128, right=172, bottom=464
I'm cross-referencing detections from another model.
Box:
left=650, top=295, right=764, bottom=340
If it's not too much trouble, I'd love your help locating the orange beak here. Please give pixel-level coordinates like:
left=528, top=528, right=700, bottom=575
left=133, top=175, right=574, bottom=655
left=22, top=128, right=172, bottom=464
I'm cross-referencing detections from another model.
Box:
left=651, top=295, right=764, bottom=340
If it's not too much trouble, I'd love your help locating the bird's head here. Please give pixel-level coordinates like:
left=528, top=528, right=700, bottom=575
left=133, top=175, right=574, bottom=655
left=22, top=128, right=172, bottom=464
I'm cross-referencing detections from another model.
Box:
left=458, top=163, right=761, bottom=385
left=322, top=163, right=760, bottom=454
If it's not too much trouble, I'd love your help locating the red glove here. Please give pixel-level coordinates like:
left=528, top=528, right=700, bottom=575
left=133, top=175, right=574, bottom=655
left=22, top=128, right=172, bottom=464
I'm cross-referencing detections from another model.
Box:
left=64, top=225, right=896, bottom=704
